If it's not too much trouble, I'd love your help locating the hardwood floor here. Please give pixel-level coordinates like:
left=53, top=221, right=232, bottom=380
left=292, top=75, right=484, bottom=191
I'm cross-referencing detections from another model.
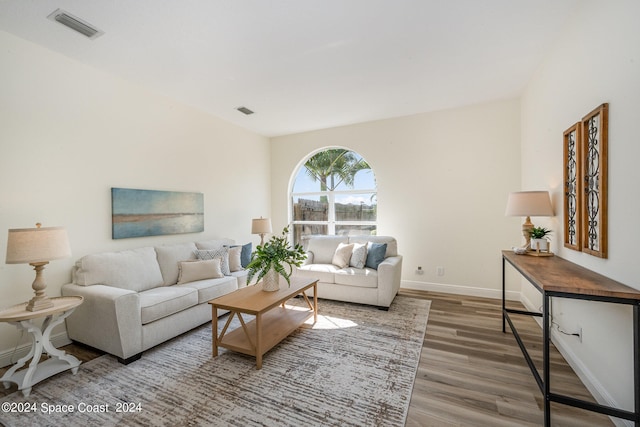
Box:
left=403, top=289, right=614, bottom=427
left=1, top=290, right=616, bottom=426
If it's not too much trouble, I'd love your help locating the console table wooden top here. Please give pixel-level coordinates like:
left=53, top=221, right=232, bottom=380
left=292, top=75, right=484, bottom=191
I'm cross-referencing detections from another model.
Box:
left=502, top=250, right=640, bottom=301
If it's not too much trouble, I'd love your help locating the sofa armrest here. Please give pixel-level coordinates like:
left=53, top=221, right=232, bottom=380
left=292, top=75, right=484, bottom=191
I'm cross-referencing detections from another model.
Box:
left=376, top=255, right=403, bottom=307
left=62, top=283, right=142, bottom=360
left=302, top=251, right=314, bottom=266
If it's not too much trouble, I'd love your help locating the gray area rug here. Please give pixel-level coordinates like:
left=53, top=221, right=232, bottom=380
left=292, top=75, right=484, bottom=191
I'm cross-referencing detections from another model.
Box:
left=1, top=295, right=430, bottom=427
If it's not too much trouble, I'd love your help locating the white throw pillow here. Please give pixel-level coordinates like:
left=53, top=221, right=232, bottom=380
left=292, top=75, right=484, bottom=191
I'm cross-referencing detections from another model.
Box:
left=177, top=259, right=223, bottom=284
left=349, top=243, right=368, bottom=269
left=332, top=243, right=354, bottom=269
left=228, top=246, right=242, bottom=272
left=195, top=248, right=230, bottom=275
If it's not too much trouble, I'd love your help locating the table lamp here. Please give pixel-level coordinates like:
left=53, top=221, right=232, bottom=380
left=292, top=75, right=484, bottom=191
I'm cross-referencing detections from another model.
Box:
left=5, top=223, right=71, bottom=311
left=505, top=191, right=554, bottom=249
left=251, top=217, right=272, bottom=246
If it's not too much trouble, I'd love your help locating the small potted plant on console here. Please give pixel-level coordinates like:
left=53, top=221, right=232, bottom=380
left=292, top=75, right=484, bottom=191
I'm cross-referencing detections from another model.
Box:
left=529, top=226, right=552, bottom=254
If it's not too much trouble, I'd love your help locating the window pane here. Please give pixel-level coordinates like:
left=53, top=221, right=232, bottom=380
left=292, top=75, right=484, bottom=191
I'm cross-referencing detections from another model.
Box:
left=292, top=196, right=328, bottom=221
left=293, top=224, right=328, bottom=249
left=334, top=194, right=377, bottom=221
left=334, top=169, right=376, bottom=191
left=335, top=225, right=377, bottom=236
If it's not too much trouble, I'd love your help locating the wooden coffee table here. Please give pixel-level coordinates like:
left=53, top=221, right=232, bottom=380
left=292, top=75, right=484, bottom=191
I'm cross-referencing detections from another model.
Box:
left=208, top=277, right=318, bottom=369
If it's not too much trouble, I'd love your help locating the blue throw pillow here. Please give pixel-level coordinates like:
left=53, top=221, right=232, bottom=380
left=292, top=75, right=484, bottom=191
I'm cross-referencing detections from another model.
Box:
left=365, top=243, right=387, bottom=270
left=239, top=242, right=252, bottom=268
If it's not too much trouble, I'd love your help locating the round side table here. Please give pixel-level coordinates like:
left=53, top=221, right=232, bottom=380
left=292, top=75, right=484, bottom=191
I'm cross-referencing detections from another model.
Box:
left=0, top=296, right=83, bottom=397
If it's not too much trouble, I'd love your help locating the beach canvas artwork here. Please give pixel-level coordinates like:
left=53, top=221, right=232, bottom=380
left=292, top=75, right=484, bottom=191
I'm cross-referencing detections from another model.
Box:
left=112, top=188, right=204, bottom=239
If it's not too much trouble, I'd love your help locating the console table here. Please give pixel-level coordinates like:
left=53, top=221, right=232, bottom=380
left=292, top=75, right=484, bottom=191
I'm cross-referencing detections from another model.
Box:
left=502, top=250, right=640, bottom=426
left=0, top=296, right=83, bottom=397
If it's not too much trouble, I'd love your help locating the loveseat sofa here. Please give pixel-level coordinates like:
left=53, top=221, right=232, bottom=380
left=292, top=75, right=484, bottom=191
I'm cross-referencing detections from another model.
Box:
left=291, top=235, right=402, bottom=309
left=61, top=238, right=249, bottom=363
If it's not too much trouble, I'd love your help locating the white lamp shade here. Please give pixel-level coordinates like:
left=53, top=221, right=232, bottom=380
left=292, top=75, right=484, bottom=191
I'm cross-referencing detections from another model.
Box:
left=6, top=226, right=71, bottom=264
left=505, top=191, right=554, bottom=217
left=251, top=218, right=272, bottom=234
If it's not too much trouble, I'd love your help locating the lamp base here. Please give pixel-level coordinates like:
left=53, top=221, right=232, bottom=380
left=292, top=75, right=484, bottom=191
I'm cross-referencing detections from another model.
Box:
left=26, top=295, right=54, bottom=312
left=26, top=261, right=54, bottom=311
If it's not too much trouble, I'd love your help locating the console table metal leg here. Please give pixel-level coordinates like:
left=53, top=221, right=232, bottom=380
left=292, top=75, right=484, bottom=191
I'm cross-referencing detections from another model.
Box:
left=635, top=304, right=640, bottom=426
left=543, top=292, right=551, bottom=427
left=502, top=257, right=506, bottom=333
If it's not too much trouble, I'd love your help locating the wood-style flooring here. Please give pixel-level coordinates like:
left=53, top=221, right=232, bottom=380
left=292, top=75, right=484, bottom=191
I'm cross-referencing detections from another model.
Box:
left=1, top=290, right=616, bottom=426
left=403, top=289, right=615, bottom=426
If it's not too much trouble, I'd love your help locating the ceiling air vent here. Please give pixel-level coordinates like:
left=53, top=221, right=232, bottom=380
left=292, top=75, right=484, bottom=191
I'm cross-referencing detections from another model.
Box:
left=236, top=106, right=255, bottom=115
left=47, top=9, right=104, bottom=40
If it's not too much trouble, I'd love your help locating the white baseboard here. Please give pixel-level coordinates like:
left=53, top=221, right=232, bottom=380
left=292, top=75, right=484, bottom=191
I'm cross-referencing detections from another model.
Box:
left=519, top=294, right=629, bottom=427
left=0, top=331, right=72, bottom=369
left=401, top=279, right=521, bottom=301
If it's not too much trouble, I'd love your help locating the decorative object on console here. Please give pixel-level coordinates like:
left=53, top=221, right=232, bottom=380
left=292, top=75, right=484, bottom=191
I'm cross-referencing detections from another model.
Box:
left=111, top=188, right=204, bottom=239
left=5, top=223, right=71, bottom=311
left=251, top=217, right=272, bottom=246
left=505, top=191, right=554, bottom=254
left=246, top=226, right=306, bottom=291
left=529, top=226, right=553, bottom=255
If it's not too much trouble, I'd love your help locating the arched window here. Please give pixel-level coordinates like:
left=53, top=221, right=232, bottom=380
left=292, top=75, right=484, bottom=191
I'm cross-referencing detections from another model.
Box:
left=290, top=148, right=377, bottom=247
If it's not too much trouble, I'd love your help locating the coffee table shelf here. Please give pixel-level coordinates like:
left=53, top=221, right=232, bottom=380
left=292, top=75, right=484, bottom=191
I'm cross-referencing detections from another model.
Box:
left=209, top=277, right=318, bottom=369
left=219, top=306, right=314, bottom=356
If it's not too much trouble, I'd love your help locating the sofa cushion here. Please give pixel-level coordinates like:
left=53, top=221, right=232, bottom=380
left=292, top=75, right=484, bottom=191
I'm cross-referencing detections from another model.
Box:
left=306, top=236, right=349, bottom=264
left=365, top=242, right=387, bottom=270
left=177, top=276, right=238, bottom=304
left=73, top=247, right=164, bottom=292
left=177, top=259, right=223, bottom=285
left=349, top=243, right=368, bottom=269
left=335, top=267, right=378, bottom=288
left=228, top=246, right=243, bottom=272
left=139, top=286, right=198, bottom=325
left=195, top=248, right=230, bottom=275
left=349, top=236, right=397, bottom=257
left=155, top=243, right=198, bottom=286
left=295, top=263, right=341, bottom=283
left=332, top=243, right=354, bottom=268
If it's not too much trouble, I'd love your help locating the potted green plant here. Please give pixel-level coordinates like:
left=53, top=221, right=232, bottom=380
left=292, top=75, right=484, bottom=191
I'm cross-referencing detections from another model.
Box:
left=246, top=226, right=307, bottom=291
left=529, top=226, right=552, bottom=252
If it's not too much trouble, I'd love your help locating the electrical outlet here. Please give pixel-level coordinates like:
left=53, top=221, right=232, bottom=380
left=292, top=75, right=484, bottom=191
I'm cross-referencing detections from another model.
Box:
left=416, top=266, right=424, bottom=275
left=436, top=266, right=445, bottom=276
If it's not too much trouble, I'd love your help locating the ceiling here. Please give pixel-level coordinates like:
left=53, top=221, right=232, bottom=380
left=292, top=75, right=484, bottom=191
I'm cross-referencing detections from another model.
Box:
left=0, top=0, right=579, bottom=137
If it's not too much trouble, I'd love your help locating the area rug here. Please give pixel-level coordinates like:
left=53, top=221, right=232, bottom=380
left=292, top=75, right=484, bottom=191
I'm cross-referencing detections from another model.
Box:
left=0, top=295, right=430, bottom=427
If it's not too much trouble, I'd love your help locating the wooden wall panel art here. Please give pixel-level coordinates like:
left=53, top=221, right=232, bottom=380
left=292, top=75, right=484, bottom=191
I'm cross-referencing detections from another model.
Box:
left=563, top=123, right=581, bottom=251
left=563, top=103, right=608, bottom=258
left=581, top=103, right=608, bottom=258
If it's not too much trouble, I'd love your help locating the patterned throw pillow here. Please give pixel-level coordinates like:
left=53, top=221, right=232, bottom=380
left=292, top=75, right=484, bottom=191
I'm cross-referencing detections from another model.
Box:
left=195, top=248, right=230, bottom=275
left=349, top=243, right=368, bottom=269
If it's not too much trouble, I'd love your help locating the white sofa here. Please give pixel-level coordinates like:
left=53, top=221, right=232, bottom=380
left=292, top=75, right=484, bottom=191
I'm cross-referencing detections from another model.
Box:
left=292, top=235, right=402, bottom=309
left=61, top=239, right=249, bottom=364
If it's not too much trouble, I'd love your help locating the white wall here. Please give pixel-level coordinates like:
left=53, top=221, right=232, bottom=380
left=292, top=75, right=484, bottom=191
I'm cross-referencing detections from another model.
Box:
left=0, top=31, right=270, bottom=358
left=520, top=0, right=640, bottom=417
left=271, top=98, right=522, bottom=300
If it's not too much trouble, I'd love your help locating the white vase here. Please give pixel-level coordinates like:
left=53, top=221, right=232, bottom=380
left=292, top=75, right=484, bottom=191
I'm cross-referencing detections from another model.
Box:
left=262, top=269, right=280, bottom=292
left=530, top=238, right=549, bottom=252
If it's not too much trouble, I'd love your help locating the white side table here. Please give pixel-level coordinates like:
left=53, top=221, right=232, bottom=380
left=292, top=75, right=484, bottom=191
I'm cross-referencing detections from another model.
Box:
left=0, top=296, right=83, bottom=397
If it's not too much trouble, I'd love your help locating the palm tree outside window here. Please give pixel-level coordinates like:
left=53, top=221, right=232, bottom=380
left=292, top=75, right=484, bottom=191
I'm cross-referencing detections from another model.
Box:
left=290, top=149, right=377, bottom=248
